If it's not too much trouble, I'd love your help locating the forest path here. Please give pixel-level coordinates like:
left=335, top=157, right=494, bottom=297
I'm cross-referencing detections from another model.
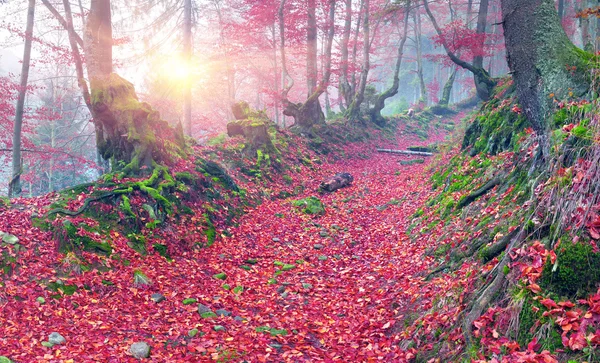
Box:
left=201, top=121, right=457, bottom=361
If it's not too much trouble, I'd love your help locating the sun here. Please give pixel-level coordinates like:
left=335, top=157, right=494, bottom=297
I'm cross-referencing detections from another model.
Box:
left=159, top=56, right=192, bottom=83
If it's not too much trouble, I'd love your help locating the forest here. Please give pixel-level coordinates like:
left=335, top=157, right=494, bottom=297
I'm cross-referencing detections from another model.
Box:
left=0, top=0, right=599, bottom=362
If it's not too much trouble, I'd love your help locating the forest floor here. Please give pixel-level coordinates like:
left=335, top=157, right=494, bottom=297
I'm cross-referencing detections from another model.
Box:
left=0, top=114, right=462, bottom=362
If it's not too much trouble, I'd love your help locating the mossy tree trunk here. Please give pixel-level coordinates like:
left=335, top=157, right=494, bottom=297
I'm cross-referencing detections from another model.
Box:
left=84, top=0, right=185, bottom=174
left=501, top=0, right=592, bottom=144
left=369, top=1, right=410, bottom=126
left=438, top=68, right=457, bottom=107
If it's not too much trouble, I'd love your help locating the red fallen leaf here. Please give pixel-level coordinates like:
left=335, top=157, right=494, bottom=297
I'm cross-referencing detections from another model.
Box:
left=528, top=283, right=542, bottom=293
left=527, top=337, right=541, bottom=352
left=557, top=300, right=574, bottom=308
left=540, top=298, right=558, bottom=309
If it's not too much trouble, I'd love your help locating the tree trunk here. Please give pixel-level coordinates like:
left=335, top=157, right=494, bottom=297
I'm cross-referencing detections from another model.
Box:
left=438, top=68, right=457, bottom=107
left=85, top=0, right=185, bottom=174
left=423, top=0, right=496, bottom=100
left=369, top=2, right=411, bottom=126
left=414, top=9, right=427, bottom=104
left=183, top=0, right=192, bottom=136
left=9, top=0, right=35, bottom=198
left=346, top=0, right=370, bottom=121
left=281, top=0, right=336, bottom=129
left=339, top=0, right=352, bottom=111
left=473, top=0, right=489, bottom=70
left=501, top=0, right=591, bottom=157
left=307, top=0, right=318, bottom=94
left=350, top=0, right=363, bottom=103
left=558, top=0, right=565, bottom=20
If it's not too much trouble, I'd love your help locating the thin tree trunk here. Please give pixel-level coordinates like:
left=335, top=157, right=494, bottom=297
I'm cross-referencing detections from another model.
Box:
left=438, top=68, right=457, bottom=107
left=558, top=0, right=565, bottom=20
left=350, top=0, right=363, bottom=102
left=272, top=24, right=279, bottom=125
left=346, top=0, right=370, bottom=120
left=339, top=0, right=352, bottom=111
left=369, top=1, right=411, bottom=125
left=415, top=9, right=427, bottom=104
left=9, top=0, right=35, bottom=197
left=473, top=0, right=489, bottom=70
left=307, top=0, right=318, bottom=94
left=183, top=0, right=192, bottom=136
left=467, top=0, right=473, bottom=26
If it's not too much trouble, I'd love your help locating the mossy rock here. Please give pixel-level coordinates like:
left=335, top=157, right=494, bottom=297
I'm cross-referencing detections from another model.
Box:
left=292, top=196, right=325, bottom=215
left=540, top=240, right=600, bottom=297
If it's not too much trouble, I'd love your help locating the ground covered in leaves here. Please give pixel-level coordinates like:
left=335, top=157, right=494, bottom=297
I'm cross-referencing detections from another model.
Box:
left=1, top=107, right=599, bottom=362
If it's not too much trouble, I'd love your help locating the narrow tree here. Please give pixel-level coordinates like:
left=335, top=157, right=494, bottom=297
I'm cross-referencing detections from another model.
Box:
left=9, top=0, right=35, bottom=197
left=369, top=0, right=411, bottom=125
left=414, top=8, right=427, bottom=104
left=346, top=0, right=370, bottom=120
left=183, top=0, right=193, bottom=136
left=339, top=0, right=352, bottom=111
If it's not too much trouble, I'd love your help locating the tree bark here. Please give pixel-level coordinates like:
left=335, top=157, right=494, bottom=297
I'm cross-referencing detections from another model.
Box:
left=307, top=0, right=318, bottom=94
left=183, top=0, right=193, bottom=136
left=423, top=0, right=496, bottom=100
left=350, top=0, right=363, bottom=102
left=473, top=0, right=489, bottom=70
left=346, top=0, right=370, bottom=121
left=414, top=9, right=427, bottom=104
left=339, top=0, right=352, bottom=111
left=438, top=68, right=457, bottom=107
left=9, top=0, right=35, bottom=198
left=501, top=0, right=591, bottom=144
left=369, top=2, right=411, bottom=126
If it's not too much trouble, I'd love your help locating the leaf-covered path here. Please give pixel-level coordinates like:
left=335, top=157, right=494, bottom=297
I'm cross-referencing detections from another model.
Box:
left=0, top=118, right=461, bottom=362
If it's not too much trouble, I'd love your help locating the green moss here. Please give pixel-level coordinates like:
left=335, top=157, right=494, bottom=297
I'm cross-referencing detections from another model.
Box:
left=204, top=214, right=216, bottom=247
left=292, top=196, right=325, bottom=215
left=120, top=195, right=135, bottom=218
left=540, top=240, right=600, bottom=297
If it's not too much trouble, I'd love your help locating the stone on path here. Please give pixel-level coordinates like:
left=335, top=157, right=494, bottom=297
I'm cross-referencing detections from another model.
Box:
left=48, top=332, right=66, bottom=345
left=130, top=342, right=151, bottom=359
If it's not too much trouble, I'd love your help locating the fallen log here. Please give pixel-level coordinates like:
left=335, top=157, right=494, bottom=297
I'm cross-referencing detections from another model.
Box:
left=376, top=148, right=433, bottom=156
left=319, top=173, right=353, bottom=192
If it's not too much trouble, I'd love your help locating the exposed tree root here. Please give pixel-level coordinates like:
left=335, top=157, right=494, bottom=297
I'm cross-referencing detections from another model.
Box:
left=479, top=227, right=521, bottom=262
left=457, top=176, right=502, bottom=209
left=463, top=226, right=526, bottom=344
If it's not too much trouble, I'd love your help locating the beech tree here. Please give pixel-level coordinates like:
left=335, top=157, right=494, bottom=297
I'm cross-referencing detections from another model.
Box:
left=84, top=0, right=186, bottom=173
left=9, top=0, right=35, bottom=197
